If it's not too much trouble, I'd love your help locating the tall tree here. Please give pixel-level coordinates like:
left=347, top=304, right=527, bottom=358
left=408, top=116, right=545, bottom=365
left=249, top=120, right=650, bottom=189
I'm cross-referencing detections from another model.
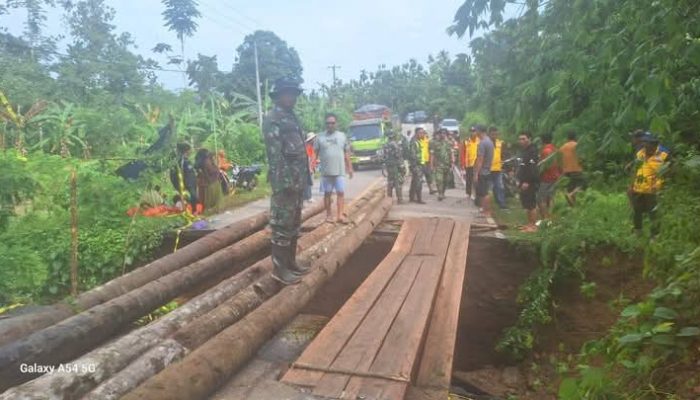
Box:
left=230, top=30, right=303, bottom=99
left=56, top=0, right=157, bottom=103
left=186, top=54, right=221, bottom=97
left=161, top=0, right=200, bottom=65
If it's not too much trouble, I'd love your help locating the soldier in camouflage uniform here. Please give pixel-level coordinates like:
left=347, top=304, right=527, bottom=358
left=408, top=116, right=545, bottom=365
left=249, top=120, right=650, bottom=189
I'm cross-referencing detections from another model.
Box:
left=408, top=128, right=426, bottom=204
left=382, top=130, right=405, bottom=203
left=430, top=129, right=454, bottom=201
left=262, top=77, right=311, bottom=285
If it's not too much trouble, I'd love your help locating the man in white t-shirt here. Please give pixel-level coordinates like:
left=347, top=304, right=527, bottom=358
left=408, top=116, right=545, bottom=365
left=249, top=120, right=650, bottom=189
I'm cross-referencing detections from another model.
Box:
left=314, top=113, right=354, bottom=223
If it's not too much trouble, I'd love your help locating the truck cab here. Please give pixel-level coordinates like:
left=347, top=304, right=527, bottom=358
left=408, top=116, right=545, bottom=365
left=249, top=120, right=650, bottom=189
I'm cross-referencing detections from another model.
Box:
left=348, top=118, right=386, bottom=169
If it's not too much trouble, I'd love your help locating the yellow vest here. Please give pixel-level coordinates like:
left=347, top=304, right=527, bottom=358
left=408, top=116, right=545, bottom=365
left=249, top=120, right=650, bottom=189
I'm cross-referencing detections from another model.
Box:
left=491, top=139, right=503, bottom=172
left=465, top=137, right=479, bottom=167
left=419, top=137, right=430, bottom=164
left=633, top=148, right=668, bottom=194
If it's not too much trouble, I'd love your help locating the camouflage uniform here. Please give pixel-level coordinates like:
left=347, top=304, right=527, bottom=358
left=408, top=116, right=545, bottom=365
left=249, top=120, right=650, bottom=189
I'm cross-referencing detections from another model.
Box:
left=431, top=135, right=453, bottom=200
left=262, top=78, right=311, bottom=284
left=382, top=133, right=405, bottom=203
left=407, top=137, right=425, bottom=203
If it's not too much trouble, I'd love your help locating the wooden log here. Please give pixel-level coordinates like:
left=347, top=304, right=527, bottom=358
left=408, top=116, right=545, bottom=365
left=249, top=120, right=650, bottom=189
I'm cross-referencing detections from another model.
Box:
left=81, top=191, right=385, bottom=400
left=0, top=204, right=323, bottom=348
left=413, top=222, right=471, bottom=391
left=282, top=219, right=421, bottom=388
left=0, top=187, right=383, bottom=399
left=120, top=197, right=392, bottom=400
left=0, top=205, right=327, bottom=391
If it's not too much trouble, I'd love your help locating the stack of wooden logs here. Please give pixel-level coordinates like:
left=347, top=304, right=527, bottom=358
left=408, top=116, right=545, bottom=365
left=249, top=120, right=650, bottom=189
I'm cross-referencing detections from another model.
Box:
left=0, top=181, right=389, bottom=400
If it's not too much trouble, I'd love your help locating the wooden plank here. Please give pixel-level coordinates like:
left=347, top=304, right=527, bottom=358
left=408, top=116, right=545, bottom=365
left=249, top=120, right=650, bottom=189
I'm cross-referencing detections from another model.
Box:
left=343, top=220, right=455, bottom=399
left=414, top=222, right=471, bottom=390
left=409, top=218, right=439, bottom=256
left=282, top=219, right=421, bottom=388
left=311, top=256, right=424, bottom=399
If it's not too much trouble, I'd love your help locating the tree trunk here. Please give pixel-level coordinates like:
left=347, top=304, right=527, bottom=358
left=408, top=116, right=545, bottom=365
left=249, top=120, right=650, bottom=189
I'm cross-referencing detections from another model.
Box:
left=0, top=205, right=325, bottom=391
left=121, top=197, right=392, bottom=400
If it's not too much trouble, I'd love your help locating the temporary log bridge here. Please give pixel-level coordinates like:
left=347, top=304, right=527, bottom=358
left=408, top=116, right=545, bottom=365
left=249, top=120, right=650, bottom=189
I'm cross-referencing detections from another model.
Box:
left=282, top=218, right=471, bottom=400
left=0, top=183, right=386, bottom=399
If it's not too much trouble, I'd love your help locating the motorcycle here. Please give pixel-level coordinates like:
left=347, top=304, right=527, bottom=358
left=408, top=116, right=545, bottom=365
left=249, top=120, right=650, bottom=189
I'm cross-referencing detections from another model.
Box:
left=500, top=156, right=521, bottom=199
left=229, top=164, right=262, bottom=191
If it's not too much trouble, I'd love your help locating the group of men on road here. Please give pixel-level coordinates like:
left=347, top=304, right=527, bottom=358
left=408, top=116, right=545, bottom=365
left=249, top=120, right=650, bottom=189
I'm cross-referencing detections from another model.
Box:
left=261, top=76, right=670, bottom=285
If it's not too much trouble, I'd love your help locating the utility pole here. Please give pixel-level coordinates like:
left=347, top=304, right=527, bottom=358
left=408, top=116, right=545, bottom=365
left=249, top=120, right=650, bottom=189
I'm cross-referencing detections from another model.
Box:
left=254, top=42, right=264, bottom=132
left=328, top=65, right=341, bottom=85
left=327, top=65, right=341, bottom=108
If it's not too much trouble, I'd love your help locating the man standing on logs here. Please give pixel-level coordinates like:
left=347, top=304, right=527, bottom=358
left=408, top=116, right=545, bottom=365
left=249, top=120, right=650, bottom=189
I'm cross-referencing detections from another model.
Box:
left=262, top=77, right=311, bottom=285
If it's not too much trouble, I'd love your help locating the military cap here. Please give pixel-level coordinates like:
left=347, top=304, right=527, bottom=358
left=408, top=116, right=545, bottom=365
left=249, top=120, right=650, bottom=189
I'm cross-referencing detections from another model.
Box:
left=639, top=132, right=659, bottom=143
left=270, top=77, right=303, bottom=97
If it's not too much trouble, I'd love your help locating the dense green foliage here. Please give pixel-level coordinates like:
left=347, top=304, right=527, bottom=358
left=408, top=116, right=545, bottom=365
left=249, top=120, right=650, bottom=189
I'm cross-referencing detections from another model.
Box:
left=448, top=0, right=700, bottom=397
left=0, top=1, right=268, bottom=307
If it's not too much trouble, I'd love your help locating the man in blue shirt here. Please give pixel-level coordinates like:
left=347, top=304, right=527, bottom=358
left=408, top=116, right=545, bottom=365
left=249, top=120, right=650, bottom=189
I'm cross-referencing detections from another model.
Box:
left=473, top=124, right=494, bottom=217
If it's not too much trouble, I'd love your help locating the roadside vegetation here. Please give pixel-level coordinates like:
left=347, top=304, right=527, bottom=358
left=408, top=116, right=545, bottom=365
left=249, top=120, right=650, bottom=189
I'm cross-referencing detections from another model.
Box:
left=1, top=0, right=698, bottom=397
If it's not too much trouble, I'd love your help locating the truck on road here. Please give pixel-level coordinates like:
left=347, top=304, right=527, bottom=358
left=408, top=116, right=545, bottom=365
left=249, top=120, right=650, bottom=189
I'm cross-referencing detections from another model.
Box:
left=348, top=104, right=399, bottom=170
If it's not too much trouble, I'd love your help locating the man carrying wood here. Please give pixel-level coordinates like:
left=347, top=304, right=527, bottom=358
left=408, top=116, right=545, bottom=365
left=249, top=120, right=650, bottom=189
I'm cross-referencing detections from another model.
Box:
left=262, top=77, right=312, bottom=285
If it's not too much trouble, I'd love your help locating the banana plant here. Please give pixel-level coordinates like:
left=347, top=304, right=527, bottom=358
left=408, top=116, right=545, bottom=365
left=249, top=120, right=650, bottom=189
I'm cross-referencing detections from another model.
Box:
left=31, top=102, right=87, bottom=157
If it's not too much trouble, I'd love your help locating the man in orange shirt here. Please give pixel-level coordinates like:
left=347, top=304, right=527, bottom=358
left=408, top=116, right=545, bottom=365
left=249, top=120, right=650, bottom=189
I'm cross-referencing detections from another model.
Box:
left=559, top=130, right=586, bottom=206
left=538, top=133, right=561, bottom=219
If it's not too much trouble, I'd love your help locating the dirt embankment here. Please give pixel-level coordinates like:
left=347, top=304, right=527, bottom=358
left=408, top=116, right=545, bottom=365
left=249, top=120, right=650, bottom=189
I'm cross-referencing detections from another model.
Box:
left=452, top=239, right=653, bottom=399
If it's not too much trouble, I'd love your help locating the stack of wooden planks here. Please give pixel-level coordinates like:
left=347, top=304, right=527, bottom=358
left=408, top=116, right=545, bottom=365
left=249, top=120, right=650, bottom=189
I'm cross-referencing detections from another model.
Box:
left=282, top=217, right=471, bottom=400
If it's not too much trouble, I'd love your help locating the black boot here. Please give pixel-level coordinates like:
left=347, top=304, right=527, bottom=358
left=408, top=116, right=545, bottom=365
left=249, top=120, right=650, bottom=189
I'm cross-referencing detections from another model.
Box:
left=290, top=237, right=310, bottom=275
left=271, top=243, right=301, bottom=285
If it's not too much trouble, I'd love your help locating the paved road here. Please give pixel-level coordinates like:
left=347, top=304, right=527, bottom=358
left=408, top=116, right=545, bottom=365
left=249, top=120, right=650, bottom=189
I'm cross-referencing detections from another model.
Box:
left=207, top=169, right=383, bottom=229
left=206, top=166, right=496, bottom=230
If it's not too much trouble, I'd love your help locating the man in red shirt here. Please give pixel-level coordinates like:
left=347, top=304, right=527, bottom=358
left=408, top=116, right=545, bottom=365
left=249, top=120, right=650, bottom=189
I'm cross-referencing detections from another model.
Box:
left=537, top=133, right=561, bottom=220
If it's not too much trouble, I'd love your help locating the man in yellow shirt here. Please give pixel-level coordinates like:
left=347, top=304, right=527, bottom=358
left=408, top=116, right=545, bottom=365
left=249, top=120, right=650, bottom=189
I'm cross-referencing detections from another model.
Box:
left=418, top=131, right=436, bottom=194
left=629, top=132, right=668, bottom=236
left=488, top=126, right=507, bottom=209
left=460, top=127, right=480, bottom=200
left=558, top=130, right=586, bottom=206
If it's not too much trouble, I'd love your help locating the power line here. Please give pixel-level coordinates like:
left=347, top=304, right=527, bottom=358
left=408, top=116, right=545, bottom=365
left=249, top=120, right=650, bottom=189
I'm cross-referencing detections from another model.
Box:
left=198, top=0, right=258, bottom=33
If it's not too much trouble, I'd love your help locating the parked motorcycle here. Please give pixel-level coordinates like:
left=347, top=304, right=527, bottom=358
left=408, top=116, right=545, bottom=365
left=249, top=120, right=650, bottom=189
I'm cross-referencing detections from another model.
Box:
left=501, top=156, right=521, bottom=198
left=230, top=164, right=262, bottom=191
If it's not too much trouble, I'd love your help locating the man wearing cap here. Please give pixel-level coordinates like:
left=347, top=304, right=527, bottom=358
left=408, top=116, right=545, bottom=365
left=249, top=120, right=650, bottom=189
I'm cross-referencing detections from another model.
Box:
left=629, top=132, right=669, bottom=237
left=262, top=77, right=311, bottom=285
left=382, top=130, right=406, bottom=203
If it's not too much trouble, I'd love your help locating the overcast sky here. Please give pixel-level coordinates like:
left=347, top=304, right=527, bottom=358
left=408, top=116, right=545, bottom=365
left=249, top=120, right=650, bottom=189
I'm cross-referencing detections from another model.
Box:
left=1, top=0, right=518, bottom=91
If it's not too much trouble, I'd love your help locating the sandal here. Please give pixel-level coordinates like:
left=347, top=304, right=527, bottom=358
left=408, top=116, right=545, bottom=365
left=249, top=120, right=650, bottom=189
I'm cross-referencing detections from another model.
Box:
left=337, top=214, right=350, bottom=224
